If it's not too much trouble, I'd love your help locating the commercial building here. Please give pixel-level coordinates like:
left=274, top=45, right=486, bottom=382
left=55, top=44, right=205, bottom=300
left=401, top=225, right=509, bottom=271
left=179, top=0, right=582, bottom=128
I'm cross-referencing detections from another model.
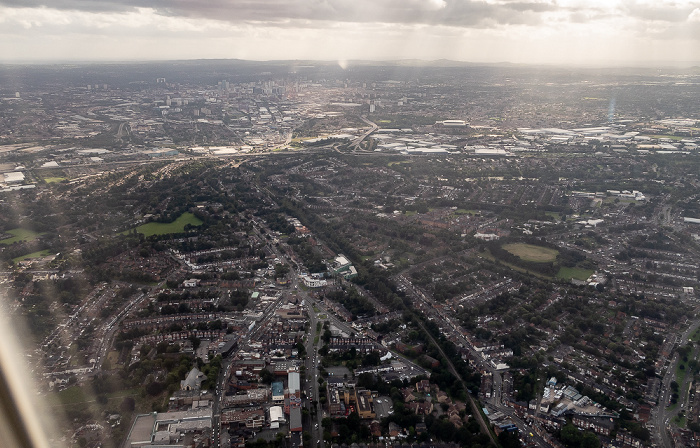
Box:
left=290, top=407, right=302, bottom=432
left=3, top=172, right=24, bottom=184
left=355, top=389, right=375, bottom=419
left=269, top=406, right=285, bottom=429
left=221, top=408, right=265, bottom=429
left=124, top=408, right=212, bottom=447
left=288, top=372, right=300, bottom=398
left=272, top=381, right=284, bottom=403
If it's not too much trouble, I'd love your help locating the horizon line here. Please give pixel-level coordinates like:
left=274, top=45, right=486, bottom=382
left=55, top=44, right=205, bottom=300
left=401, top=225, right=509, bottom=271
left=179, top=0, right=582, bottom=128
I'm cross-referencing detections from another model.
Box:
left=0, top=57, right=699, bottom=70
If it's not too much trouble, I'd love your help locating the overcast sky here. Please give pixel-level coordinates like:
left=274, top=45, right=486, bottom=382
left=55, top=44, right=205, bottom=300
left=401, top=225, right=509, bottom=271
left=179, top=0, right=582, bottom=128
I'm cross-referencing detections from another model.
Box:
left=1, top=0, right=699, bottom=65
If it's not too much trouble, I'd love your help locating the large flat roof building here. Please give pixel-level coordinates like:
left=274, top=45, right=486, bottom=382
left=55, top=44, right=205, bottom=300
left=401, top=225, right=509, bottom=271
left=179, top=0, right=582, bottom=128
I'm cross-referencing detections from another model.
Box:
left=290, top=407, right=302, bottom=432
left=123, top=408, right=212, bottom=447
left=272, top=381, right=284, bottom=402
left=3, top=172, right=24, bottom=184
left=288, top=371, right=300, bottom=397
left=269, top=406, right=285, bottom=429
left=123, top=413, right=157, bottom=447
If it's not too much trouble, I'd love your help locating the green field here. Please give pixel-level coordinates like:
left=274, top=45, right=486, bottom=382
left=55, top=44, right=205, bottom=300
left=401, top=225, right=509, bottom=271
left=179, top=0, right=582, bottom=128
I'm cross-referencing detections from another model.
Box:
left=43, top=177, right=66, bottom=183
left=478, top=251, right=554, bottom=280
left=545, top=211, right=562, bottom=221
left=0, top=228, right=42, bottom=245
left=52, top=386, right=89, bottom=405
left=557, top=266, right=594, bottom=281
left=673, top=412, right=687, bottom=428
left=503, top=243, right=559, bottom=263
left=645, top=134, right=684, bottom=141
left=676, top=358, right=690, bottom=384
left=690, top=329, right=700, bottom=343
left=13, top=249, right=54, bottom=263
left=105, top=350, right=121, bottom=369
left=129, top=212, right=203, bottom=237
left=51, top=385, right=139, bottom=407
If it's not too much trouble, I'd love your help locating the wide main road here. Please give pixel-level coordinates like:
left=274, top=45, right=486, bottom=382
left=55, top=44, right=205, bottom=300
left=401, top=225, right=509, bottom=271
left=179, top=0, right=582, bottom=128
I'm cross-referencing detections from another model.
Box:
left=651, top=319, right=700, bottom=448
left=350, top=116, right=378, bottom=150
left=291, top=272, right=325, bottom=448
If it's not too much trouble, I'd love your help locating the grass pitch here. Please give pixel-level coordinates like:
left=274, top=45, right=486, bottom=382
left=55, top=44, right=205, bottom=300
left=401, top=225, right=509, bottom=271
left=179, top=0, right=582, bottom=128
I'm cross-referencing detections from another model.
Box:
left=0, top=228, right=42, bottom=245
left=130, top=212, right=203, bottom=237
left=502, top=243, right=558, bottom=263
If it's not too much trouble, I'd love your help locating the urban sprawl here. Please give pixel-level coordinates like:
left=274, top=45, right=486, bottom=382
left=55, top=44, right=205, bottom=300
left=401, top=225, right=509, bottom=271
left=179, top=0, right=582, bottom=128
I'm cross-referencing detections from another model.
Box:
left=1, top=61, right=700, bottom=448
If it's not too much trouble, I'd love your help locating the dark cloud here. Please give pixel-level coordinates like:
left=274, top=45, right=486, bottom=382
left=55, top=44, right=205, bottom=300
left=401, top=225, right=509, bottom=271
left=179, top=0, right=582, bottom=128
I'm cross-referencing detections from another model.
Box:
left=0, top=0, right=558, bottom=28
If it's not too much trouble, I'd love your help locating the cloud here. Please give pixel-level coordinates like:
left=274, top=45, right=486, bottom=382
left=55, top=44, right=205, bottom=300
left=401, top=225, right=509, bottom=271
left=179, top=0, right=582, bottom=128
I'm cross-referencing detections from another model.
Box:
left=690, top=8, right=700, bottom=22
left=619, top=0, right=700, bottom=23
left=0, top=0, right=559, bottom=28
left=0, top=0, right=699, bottom=63
left=1, top=0, right=698, bottom=32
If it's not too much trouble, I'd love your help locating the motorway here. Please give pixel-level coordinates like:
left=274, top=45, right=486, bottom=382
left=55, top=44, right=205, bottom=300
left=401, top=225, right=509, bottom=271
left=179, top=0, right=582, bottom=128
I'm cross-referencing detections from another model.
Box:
left=349, top=116, right=378, bottom=150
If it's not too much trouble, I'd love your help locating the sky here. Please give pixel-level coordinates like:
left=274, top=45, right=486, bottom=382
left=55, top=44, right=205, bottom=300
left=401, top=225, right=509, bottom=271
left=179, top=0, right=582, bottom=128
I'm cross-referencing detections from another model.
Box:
left=1, top=0, right=700, bottom=66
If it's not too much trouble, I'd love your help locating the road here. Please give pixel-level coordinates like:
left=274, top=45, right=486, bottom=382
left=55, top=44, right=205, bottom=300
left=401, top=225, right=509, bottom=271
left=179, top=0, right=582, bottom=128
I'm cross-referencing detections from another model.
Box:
left=304, top=294, right=325, bottom=448
left=396, top=271, right=552, bottom=447
left=212, top=358, right=231, bottom=448
left=211, top=292, right=286, bottom=448
left=94, top=292, right=146, bottom=371
left=349, top=116, right=378, bottom=150
left=651, top=319, right=700, bottom=448
left=412, top=317, right=498, bottom=447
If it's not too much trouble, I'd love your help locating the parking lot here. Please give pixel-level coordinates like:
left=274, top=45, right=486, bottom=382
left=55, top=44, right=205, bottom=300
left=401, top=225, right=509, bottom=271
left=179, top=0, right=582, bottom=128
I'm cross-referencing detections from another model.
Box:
left=373, top=396, right=394, bottom=418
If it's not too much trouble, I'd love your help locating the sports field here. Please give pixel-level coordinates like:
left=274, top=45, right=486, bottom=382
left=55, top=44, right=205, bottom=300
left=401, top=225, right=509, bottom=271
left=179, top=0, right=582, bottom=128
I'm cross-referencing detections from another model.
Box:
left=132, top=212, right=203, bottom=237
left=13, top=249, right=53, bottom=263
left=44, top=177, right=67, bottom=183
left=0, top=228, right=42, bottom=245
left=502, top=243, right=558, bottom=263
left=556, top=266, right=594, bottom=281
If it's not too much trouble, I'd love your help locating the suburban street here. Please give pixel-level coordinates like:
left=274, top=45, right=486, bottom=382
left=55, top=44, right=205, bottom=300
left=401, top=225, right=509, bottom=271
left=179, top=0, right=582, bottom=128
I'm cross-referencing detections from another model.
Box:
left=651, top=319, right=700, bottom=447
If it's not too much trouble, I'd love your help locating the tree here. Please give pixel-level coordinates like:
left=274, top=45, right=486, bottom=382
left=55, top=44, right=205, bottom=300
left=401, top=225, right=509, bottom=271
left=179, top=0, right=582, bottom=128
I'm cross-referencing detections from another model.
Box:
left=146, top=381, right=165, bottom=396
left=322, top=417, right=333, bottom=430
left=561, top=422, right=582, bottom=447
left=259, top=368, right=275, bottom=384
left=498, top=430, right=522, bottom=448
left=322, top=329, right=332, bottom=344
left=120, top=397, right=136, bottom=413
left=581, top=432, right=600, bottom=448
